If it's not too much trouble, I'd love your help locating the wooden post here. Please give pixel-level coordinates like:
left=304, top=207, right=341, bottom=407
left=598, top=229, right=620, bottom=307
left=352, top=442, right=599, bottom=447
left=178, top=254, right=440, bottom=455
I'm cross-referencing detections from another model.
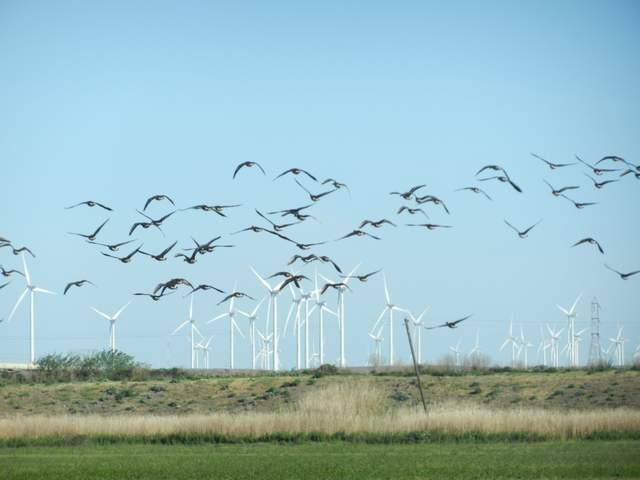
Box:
left=404, top=317, right=428, bottom=413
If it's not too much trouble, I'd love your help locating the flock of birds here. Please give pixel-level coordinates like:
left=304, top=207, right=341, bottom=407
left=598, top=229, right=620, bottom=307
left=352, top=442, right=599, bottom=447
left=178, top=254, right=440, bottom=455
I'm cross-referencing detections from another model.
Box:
left=1, top=152, right=638, bottom=366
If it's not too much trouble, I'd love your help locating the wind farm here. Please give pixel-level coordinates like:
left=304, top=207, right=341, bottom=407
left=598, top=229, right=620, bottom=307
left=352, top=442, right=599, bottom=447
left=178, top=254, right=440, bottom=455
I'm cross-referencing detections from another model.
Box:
left=1, top=1, right=639, bottom=479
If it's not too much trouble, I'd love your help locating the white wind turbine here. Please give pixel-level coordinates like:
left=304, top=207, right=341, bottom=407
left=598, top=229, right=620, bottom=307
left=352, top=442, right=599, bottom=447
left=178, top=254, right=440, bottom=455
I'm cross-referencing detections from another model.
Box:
left=91, top=300, right=132, bottom=354
left=546, top=324, right=564, bottom=368
left=368, top=325, right=384, bottom=367
left=573, top=328, right=589, bottom=366
left=319, top=263, right=360, bottom=368
left=171, top=296, right=201, bottom=368
left=408, top=307, right=430, bottom=364
left=284, top=286, right=304, bottom=370
left=237, top=297, right=265, bottom=370
left=300, top=287, right=314, bottom=369
left=311, top=270, right=337, bottom=366
left=517, top=326, right=533, bottom=369
left=369, top=274, right=408, bottom=366
left=7, top=254, right=56, bottom=365
left=557, top=293, right=582, bottom=367
left=499, top=319, right=519, bottom=367
left=609, top=327, right=627, bottom=367
left=196, top=336, right=214, bottom=369
left=537, top=326, right=551, bottom=367
left=255, top=328, right=273, bottom=370
left=468, top=329, right=481, bottom=362
left=449, top=340, right=462, bottom=368
left=251, top=267, right=285, bottom=371
left=208, top=290, right=245, bottom=369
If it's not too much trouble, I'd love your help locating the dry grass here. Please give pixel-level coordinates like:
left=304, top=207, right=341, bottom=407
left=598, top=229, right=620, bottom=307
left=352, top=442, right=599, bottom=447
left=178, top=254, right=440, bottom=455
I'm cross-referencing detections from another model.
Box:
left=1, top=381, right=639, bottom=442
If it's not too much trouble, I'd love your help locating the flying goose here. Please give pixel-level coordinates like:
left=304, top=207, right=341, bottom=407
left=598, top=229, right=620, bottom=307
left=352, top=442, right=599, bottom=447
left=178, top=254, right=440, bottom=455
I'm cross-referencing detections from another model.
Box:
left=530, top=153, right=576, bottom=169
left=63, top=280, right=95, bottom=295
left=604, top=265, right=640, bottom=280
left=233, top=161, right=266, bottom=179
left=133, top=291, right=175, bottom=301
left=319, top=282, right=353, bottom=295
left=69, top=219, right=109, bottom=241
left=389, top=184, right=426, bottom=200
left=0, top=244, right=36, bottom=258
left=181, top=204, right=241, bottom=216
left=405, top=223, right=452, bottom=230
left=295, top=179, right=337, bottom=202
left=186, top=284, right=225, bottom=295
left=455, top=186, right=492, bottom=201
left=154, top=278, right=193, bottom=295
left=339, top=269, right=381, bottom=283
left=415, top=195, right=450, bottom=214
left=274, top=168, right=318, bottom=182
left=140, top=241, right=178, bottom=261
left=65, top=200, right=112, bottom=211
left=288, top=254, right=318, bottom=265
left=143, top=194, right=175, bottom=211
left=337, top=230, right=381, bottom=241
left=277, top=274, right=310, bottom=291
left=475, top=165, right=504, bottom=176
left=0, top=265, right=23, bottom=277
left=322, top=178, right=350, bottom=195
left=267, top=204, right=313, bottom=217
left=425, top=315, right=472, bottom=330
left=102, top=245, right=143, bottom=263
left=584, top=173, right=619, bottom=189
left=358, top=219, right=396, bottom=229
left=595, top=155, right=630, bottom=165
left=217, top=291, right=255, bottom=305
left=504, top=220, right=541, bottom=239
left=543, top=180, right=579, bottom=197
left=255, top=209, right=300, bottom=232
left=175, top=250, right=199, bottom=264
left=86, top=239, right=136, bottom=252
left=478, top=174, right=522, bottom=193
left=575, top=155, right=620, bottom=176
left=572, top=238, right=604, bottom=254
left=397, top=206, right=429, bottom=218
left=560, top=195, right=597, bottom=209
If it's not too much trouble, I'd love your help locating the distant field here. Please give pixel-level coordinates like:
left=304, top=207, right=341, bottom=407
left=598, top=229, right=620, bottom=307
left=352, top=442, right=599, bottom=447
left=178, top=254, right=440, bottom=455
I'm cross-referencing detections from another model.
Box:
left=1, top=369, right=638, bottom=416
left=2, top=441, right=639, bottom=480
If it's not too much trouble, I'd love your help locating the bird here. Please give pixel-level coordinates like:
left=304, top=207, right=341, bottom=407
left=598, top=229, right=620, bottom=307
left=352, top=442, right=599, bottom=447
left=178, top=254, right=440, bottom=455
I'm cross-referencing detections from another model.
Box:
left=154, top=278, right=193, bottom=295
left=317, top=256, right=342, bottom=273
left=595, top=155, right=630, bottom=165
left=102, top=245, right=143, bottom=263
left=475, top=165, right=504, bottom=176
left=274, top=168, right=317, bottom=182
left=0, top=265, right=23, bottom=277
left=294, top=179, right=337, bottom=202
left=255, top=209, right=300, bottom=232
left=217, top=291, right=255, bottom=305
left=455, top=186, right=492, bottom=201
left=478, top=174, right=522, bottom=193
left=86, top=239, right=136, bottom=252
left=143, top=194, right=175, bottom=211
left=139, top=241, right=178, bottom=261
left=0, top=244, right=36, bottom=258
left=504, top=220, right=541, bottom=239
left=233, top=161, right=266, bottom=179
left=405, top=223, right=452, bottom=230
left=584, top=173, right=619, bottom=189
left=337, top=230, right=381, bottom=241
left=128, top=221, right=154, bottom=236
left=543, top=180, right=579, bottom=197
left=186, top=284, right=225, bottom=295
left=0, top=281, right=10, bottom=290
left=63, top=280, right=95, bottom=295
left=358, top=219, right=396, bottom=229
left=184, top=237, right=234, bottom=254
left=620, top=169, right=640, bottom=179
left=277, top=275, right=310, bottom=291
left=319, top=282, right=352, bottom=295
left=268, top=204, right=313, bottom=218
left=322, top=178, right=350, bottom=195
left=135, top=210, right=176, bottom=230
left=425, top=315, right=472, bottom=330
left=339, top=269, right=381, bottom=283
left=572, top=238, right=604, bottom=254
left=65, top=200, right=112, bottom=211
left=291, top=240, right=327, bottom=250
left=133, top=291, right=175, bottom=301
left=288, top=254, right=318, bottom=266
left=530, top=153, right=576, bottom=169
left=390, top=185, right=426, bottom=200
left=560, top=195, right=597, bottom=209
left=181, top=204, right=241, bottom=216
left=175, top=250, right=199, bottom=264
left=575, top=155, right=620, bottom=176
left=415, top=195, right=450, bottom=214
left=397, top=206, right=429, bottom=218
left=604, top=265, right=640, bottom=281
left=69, top=219, right=109, bottom=241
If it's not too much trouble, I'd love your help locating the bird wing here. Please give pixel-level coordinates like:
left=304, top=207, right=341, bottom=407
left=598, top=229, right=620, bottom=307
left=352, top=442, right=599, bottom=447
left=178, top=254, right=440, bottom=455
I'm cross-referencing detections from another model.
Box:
left=232, top=163, right=245, bottom=179
left=503, top=220, right=519, bottom=234
left=295, top=178, right=312, bottom=195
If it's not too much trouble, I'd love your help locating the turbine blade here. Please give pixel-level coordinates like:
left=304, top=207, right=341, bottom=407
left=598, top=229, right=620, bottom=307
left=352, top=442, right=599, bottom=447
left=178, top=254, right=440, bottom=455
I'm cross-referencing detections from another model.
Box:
left=33, top=287, right=56, bottom=295
left=189, top=295, right=194, bottom=320
left=7, top=289, right=29, bottom=322
left=208, top=312, right=229, bottom=324
left=113, top=300, right=132, bottom=319
left=22, top=254, right=31, bottom=286
left=91, top=307, right=112, bottom=321
left=383, top=274, right=390, bottom=304
left=251, top=266, right=272, bottom=291
left=172, top=320, right=190, bottom=335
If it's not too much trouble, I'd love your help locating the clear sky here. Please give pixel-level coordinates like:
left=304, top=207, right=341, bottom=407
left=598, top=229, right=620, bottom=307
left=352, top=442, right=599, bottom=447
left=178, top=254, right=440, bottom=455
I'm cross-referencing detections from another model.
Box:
left=1, top=1, right=638, bottom=369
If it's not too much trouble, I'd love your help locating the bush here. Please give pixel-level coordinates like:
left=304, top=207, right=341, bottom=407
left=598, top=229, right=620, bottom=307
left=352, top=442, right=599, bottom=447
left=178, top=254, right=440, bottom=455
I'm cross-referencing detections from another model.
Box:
left=36, top=350, right=148, bottom=382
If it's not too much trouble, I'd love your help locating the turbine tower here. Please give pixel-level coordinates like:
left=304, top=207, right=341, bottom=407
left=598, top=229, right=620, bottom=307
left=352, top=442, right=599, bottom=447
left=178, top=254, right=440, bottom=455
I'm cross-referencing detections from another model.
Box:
left=546, top=324, right=564, bottom=368
left=518, top=326, right=533, bottom=369
left=311, top=271, right=337, bottom=366
left=171, top=296, right=200, bottom=368
left=7, top=254, right=56, bottom=365
left=557, top=293, right=582, bottom=367
left=237, top=297, right=265, bottom=370
left=449, top=340, right=461, bottom=368
left=588, top=298, right=602, bottom=366
left=609, top=327, right=627, bottom=367
left=208, top=290, right=245, bottom=369
left=368, top=325, right=384, bottom=366
left=370, top=274, right=407, bottom=366
left=284, top=286, right=304, bottom=370
left=500, top=319, right=518, bottom=367
left=91, top=300, right=132, bottom=353
left=408, top=307, right=430, bottom=364
left=251, top=267, right=284, bottom=371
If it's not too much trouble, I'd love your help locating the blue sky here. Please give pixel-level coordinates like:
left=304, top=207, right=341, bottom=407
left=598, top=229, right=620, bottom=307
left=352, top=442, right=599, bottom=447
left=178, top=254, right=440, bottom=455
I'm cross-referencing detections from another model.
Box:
left=1, top=1, right=638, bottom=368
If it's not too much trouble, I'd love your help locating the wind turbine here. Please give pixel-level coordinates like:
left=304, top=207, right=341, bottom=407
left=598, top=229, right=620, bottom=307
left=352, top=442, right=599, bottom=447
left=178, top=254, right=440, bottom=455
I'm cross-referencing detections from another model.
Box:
left=499, top=319, right=519, bottom=367
left=573, top=328, right=589, bottom=366
left=208, top=290, right=245, bottom=369
left=251, top=267, right=284, bottom=371
left=284, top=286, right=304, bottom=370
left=468, top=329, right=481, bottom=362
left=546, top=324, right=564, bottom=368
left=196, top=336, right=214, bottom=369
left=311, top=270, right=337, bottom=366
left=369, top=274, right=408, bottom=366
left=537, top=326, right=550, bottom=367
left=237, top=297, right=265, bottom=369
left=557, top=293, right=582, bottom=367
left=408, top=307, right=430, bottom=364
left=255, top=328, right=273, bottom=370
left=609, top=327, right=627, bottom=367
left=91, top=300, right=132, bottom=354
left=449, top=340, right=462, bottom=368
left=7, top=254, right=56, bottom=365
left=319, top=263, right=360, bottom=368
left=518, top=326, right=533, bottom=369
left=368, top=324, right=384, bottom=366
left=171, top=296, right=201, bottom=368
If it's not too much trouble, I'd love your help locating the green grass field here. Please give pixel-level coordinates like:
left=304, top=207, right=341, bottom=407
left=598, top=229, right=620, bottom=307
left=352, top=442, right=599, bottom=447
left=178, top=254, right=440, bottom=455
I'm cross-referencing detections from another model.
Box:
left=2, top=441, right=639, bottom=479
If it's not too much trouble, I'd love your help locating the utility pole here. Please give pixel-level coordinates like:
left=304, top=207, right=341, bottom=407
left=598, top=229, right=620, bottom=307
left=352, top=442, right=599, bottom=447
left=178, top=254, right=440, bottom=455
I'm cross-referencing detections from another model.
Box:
left=404, top=317, right=428, bottom=413
left=588, top=298, right=602, bottom=366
